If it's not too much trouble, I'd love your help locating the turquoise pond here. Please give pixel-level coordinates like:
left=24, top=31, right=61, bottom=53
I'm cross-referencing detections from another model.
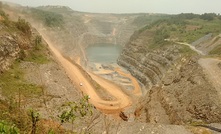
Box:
left=86, top=43, right=122, bottom=63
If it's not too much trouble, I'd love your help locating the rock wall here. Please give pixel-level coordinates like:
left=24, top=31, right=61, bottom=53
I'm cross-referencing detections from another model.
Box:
left=139, top=57, right=221, bottom=124
left=0, top=35, right=20, bottom=73
left=119, top=25, right=221, bottom=124
left=118, top=31, right=182, bottom=89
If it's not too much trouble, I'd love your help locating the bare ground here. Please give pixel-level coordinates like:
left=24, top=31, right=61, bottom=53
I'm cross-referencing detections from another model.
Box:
left=115, top=67, right=142, bottom=96
left=37, top=30, right=133, bottom=114
left=198, top=58, right=221, bottom=101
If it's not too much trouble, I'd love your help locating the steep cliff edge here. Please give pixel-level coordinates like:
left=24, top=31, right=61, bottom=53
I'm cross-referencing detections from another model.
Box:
left=2, top=3, right=221, bottom=132
left=118, top=29, right=185, bottom=89
left=119, top=13, right=221, bottom=125
left=0, top=7, right=83, bottom=133
left=118, top=13, right=221, bottom=89
left=0, top=35, right=20, bottom=72
left=0, top=10, right=31, bottom=73
left=140, top=57, right=221, bottom=124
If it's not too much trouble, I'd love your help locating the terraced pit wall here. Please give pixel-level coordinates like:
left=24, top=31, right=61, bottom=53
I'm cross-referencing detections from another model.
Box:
left=118, top=31, right=182, bottom=90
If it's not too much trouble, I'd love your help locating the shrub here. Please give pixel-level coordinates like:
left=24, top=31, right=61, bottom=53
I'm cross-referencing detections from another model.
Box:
left=16, top=17, right=32, bottom=37
left=30, top=8, right=63, bottom=27
left=58, top=96, right=93, bottom=131
left=0, top=120, right=20, bottom=134
left=200, top=13, right=216, bottom=21
left=34, top=35, right=42, bottom=50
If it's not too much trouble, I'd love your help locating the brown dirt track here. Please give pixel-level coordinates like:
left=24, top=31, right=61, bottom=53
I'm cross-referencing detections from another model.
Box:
left=38, top=31, right=133, bottom=114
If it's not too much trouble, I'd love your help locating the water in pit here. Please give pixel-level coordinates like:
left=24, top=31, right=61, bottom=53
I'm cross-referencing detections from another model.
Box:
left=86, top=43, right=122, bottom=63
left=86, top=43, right=138, bottom=91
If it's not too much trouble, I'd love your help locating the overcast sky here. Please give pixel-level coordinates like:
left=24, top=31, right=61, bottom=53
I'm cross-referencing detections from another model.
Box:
left=3, top=0, right=221, bottom=14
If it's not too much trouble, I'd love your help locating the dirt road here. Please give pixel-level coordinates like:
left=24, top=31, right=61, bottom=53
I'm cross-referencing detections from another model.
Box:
left=198, top=58, right=221, bottom=98
left=175, top=42, right=205, bottom=55
left=38, top=31, right=132, bottom=114
left=115, top=67, right=142, bottom=96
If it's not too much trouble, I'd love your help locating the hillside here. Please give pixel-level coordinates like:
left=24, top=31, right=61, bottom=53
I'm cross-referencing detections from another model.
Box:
left=9, top=5, right=169, bottom=67
left=1, top=2, right=221, bottom=134
left=119, top=13, right=221, bottom=88
left=0, top=5, right=92, bottom=133
left=118, top=13, right=221, bottom=130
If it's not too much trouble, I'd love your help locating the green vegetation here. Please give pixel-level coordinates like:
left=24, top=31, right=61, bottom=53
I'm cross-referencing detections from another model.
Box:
left=0, top=60, right=59, bottom=133
left=0, top=3, right=11, bottom=27
left=30, top=8, right=64, bottom=27
left=0, top=14, right=49, bottom=103
left=23, top=35, right=50, bottom=64
left=59, top=96, right=93, bottom=132
left=0, top=99, right=63, bottom=133
left=200, top=13, right=217, bottom=21
left=34, top=35, right=42, bottom=50
left=0, top=11, right=31, bottom=38
left=29, top=109, right=40, bottom=134
left=138, top=13, right=221, bottom=49
left=0, top=60, right=42, bottom=98
left=0, top=5, right=63, bottom=133
left=0, top=98, right=32, bottom=133
left=16, top=17, right=32, bottom=37
left=37, top=6, right=73, bottom=14
left=24, top=35, right=50, bottom=64
left=0, top=121, right=19, bottom=134
left=25, top=51, right=49, bottom=64
left=153, top=28, right=170, bottom=44
left=132, top=14, right=169, bottom=27
left=0, top=12, right=49, bottom=64
left=177, top=44, right=197, bottom=55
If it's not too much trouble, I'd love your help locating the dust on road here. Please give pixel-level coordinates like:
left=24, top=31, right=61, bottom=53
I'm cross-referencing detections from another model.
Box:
left=37, top=31, right=132, bottom=114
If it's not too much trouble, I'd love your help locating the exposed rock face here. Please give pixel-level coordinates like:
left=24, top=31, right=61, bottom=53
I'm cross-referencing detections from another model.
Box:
left=118, top=31, right=182, bottom=89
left=22, top=9, right=145, bottom=65
left=0, top=35, right=20, bottom=72
left=119, top=25, right=221, bottom=124
left=137, top=57, right=221, bottom=124
left=159, top=57, right=221, bottom=124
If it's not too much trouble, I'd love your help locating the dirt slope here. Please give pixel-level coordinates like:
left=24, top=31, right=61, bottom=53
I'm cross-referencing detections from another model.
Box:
left=198, top=58, right=221, bottom=100
left=37, top=30, right=132, bottom=114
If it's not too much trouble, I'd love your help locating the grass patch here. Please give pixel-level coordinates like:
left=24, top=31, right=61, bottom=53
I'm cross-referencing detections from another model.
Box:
left=148, top=40, right=171, bottom=49
left=24, top=37, right=50, bottom=64
left=0, top=61, right=43, bottom=98
left=24, top=50, right=49, bottom=64
left=144, top=15, right=221, bottom=46
left=177, top=44, right=197, bottom=55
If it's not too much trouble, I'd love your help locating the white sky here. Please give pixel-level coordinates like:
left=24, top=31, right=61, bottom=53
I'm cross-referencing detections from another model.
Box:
left=3, top=0, right=221, bottom=14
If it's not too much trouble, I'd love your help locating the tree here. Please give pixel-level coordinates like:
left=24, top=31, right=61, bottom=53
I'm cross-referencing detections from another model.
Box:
left=200, top=13, right=216, bottom=21
left=29, top=109, right=40, bottom=134
left=34, top=35, right=42, bottom=50
left=16, top=17, right=32, bottom=37
left=154, top=28, right=170, bottom=44
left=58, top=96, right=93, bottom=132
left=30, top=8, right=63, bottom=27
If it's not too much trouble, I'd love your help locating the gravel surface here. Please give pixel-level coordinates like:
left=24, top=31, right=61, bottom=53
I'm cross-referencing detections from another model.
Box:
left=20, top=61, right=81, bottom=118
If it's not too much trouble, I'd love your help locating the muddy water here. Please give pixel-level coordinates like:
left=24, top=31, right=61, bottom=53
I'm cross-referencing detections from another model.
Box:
left=86, top=43, right=122, bottom=63
left=86, top=43, right=142, bottom=94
